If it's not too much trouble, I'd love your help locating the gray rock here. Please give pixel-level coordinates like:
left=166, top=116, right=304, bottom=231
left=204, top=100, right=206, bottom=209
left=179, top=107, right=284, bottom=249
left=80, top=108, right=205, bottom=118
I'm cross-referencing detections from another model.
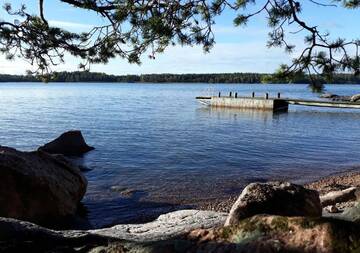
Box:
left=320, top=93, right=337, bottom=99
left=319, top=93, right=357, bottom=102
left=338, top=202, right=360, bottom=223
left=225, top=181, right=321, bottom=226
left=324, top=205, right=340, bottom=213
left=332, top=95, right=351, bottom=102
left=0, top=146, right=87, bottom=225
left=2, top=211, right=359, bottom=253
left=320, top=187, right=359, bottom=207
left=110, top=186, right=136, bottom=197
left=89, top=210, right=227, bottom=242
left=39, top=130, right=94, bottom=156
left=0, top=210, right=227, bottom=244
left=351, top=93, right=360, bottom=102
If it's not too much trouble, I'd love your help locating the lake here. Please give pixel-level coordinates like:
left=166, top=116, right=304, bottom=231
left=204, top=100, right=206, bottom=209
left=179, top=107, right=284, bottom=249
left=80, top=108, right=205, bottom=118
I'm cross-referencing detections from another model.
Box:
left=0, top=82, right=360, bottom=228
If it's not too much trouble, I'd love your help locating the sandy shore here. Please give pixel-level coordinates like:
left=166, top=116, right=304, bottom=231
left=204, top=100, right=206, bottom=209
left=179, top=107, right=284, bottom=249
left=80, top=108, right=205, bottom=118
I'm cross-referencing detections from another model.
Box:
left=305, top=170, right=360, bottom=194
left=100, top=168, right=360, bottom=226
left=194, top=169, right=360, bottom=213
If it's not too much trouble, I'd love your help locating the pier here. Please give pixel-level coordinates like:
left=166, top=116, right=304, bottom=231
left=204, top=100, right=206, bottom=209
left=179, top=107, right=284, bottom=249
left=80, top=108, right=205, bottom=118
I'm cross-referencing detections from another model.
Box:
left=196, top=92, right=360, bottom=112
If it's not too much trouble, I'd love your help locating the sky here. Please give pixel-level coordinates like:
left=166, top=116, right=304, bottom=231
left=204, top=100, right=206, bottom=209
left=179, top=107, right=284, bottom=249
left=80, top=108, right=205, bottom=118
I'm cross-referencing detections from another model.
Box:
left=0, top=0, right=359, bottom=75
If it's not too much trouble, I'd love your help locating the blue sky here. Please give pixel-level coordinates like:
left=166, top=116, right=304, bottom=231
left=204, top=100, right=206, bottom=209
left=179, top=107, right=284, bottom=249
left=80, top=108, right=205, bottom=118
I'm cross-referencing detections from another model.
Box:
left=0, top=1, right=359, bottom=75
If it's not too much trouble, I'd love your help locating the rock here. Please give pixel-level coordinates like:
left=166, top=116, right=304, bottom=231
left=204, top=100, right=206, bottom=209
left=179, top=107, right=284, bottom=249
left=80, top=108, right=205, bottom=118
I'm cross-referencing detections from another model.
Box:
left=332, top=95, right=351, bottom=102
left=0, top=146, right=87, bottom=225
left=320, top=187, right=359, bottom=207
left=320, top=93, right=337, bottom=98
left=336, top=201, right=357, bottom=210
left=0, top=210, right=226, bottom=242
left=351, top=93, right=360, bottom=102
left=1, top=212, right=360, bottom=252
left=39, top=130, right=94, bottom=156
left=338, top=202, right=360, bottom=224
left=324, top=205, right=340, bottom=213
left=305, top=171, right=360, bottom=195
left=110, top=186, right=136, bottom=197
left=225, top=181, right=321, bottom=226
left=0, top=210, right=227, bottom=251
left=187, top=215, right=360, bottom=253
left=89, top=210, right=227, bottom=242
left=318, top=93, right=353, bottom=102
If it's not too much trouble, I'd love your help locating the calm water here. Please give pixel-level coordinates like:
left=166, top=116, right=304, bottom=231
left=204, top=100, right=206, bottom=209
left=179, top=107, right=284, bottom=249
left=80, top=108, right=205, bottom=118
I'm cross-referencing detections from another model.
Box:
left=1, top=82, right=360, bottom=227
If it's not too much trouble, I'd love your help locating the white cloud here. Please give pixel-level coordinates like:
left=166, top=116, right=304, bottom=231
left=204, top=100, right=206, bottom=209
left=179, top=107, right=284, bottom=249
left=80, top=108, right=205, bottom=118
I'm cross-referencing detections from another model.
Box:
left=213, top=25, right=268, bottom=37
left=0, top=41, right=293, bottom=75
left=92, top=42, right=291, bottom=74
left=0, top=58, right=30, bottom=75
left=48, top=20, right=94, bottom=30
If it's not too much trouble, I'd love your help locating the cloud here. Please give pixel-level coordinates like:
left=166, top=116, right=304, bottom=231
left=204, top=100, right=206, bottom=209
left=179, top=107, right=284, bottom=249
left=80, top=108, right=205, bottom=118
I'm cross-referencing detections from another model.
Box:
left=92, top=42, right=292, bottom=74
left=213, top=25, right=268, bottom=37
left=0, top=57, right=30, bottom=75
left=48, top=20, right=94, bottom=30
left=0, top=41, right=293, bottom=75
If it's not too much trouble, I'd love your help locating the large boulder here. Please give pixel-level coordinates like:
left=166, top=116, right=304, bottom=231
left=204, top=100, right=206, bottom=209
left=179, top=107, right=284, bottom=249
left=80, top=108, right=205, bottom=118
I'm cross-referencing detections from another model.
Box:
left=0, top=210, right=227, bottom=252
left=187, top=215, right=360, bottom=253
left=39, top=130, right=94, bottom=156
left=0, top=146, right=87, bottom=225
left=2, top=213, right=359, bottom=253
left=225, top=181, right=322, bottom=226
left=89, top=210, right=227, bottom=242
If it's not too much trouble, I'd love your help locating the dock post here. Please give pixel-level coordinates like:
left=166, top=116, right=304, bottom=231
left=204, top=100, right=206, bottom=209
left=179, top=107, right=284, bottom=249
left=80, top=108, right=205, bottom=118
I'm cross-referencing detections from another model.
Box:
left=235, top=92, right=238, bottom=98
left=277, top=92, right=281, bottom=98
left=265, top=93, right=269, bottom=99
left=229, top=92, right=232, bottom=97
left=218, top=92, right=221, bottom=97
left=252, top=92, right=255, bottom=98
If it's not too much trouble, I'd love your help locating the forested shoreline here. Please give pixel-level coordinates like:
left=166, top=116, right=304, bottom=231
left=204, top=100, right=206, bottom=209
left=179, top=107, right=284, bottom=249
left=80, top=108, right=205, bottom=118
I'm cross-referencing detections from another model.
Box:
left=0, top=71, right=359, bottom=84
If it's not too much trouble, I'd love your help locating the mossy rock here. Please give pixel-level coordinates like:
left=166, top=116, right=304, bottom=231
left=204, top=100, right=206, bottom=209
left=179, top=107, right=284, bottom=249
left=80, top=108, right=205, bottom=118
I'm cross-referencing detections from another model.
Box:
left=340, top=202, right=360, bottom=224
left=183, top=215, right=360, bottom=253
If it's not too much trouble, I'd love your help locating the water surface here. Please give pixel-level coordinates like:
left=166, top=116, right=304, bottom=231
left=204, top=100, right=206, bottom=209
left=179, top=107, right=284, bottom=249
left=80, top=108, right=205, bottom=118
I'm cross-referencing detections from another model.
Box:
left=0, top=82, right=360, bottom=227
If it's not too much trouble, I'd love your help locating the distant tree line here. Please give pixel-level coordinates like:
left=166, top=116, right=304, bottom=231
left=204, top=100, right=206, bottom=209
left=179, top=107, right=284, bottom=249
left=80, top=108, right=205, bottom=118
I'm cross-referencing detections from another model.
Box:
left=0, top=74, right=37, bottom=82
left=0, top=71, right=359, bottom=84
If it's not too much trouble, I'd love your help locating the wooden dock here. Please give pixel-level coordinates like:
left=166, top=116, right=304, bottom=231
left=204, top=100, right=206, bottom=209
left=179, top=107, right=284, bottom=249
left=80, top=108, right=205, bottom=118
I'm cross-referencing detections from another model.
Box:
left=196, top=93, right=360, bottom=111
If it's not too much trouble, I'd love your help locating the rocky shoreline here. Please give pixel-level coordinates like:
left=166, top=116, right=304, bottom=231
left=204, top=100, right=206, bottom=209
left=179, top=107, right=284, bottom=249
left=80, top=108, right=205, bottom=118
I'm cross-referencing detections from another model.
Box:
left=187, top=169, right=360, bottom=214
left=1, top=131, right=360, bottom=252
left=1, top=177, right=360, bottom=252
left=306, top=170, right=360, bottom=194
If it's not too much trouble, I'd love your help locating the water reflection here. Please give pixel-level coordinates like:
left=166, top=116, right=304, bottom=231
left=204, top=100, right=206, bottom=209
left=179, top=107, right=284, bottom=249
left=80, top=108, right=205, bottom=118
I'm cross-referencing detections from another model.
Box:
left=196, top=106, right=287, bottom=122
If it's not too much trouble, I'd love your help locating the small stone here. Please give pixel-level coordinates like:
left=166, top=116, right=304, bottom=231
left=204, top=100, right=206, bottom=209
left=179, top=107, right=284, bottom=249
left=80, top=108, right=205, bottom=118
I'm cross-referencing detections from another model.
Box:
left=320, top=93, right=337, bottom=99
left=324, top=205, right=340, bottom=213
left=110, top=186, right=136, bottom=197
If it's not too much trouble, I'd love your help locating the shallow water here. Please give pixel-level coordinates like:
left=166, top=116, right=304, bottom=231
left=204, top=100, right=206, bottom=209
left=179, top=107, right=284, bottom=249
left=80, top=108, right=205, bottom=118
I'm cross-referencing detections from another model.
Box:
left=0, top=82, right=360, bottom=227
